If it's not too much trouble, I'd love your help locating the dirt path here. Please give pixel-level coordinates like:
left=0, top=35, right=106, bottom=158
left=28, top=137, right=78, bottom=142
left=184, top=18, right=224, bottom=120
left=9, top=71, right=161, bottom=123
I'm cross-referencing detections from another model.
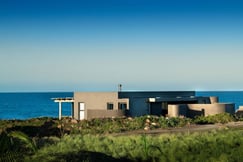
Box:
left=111, top=121, right=243, bottom=136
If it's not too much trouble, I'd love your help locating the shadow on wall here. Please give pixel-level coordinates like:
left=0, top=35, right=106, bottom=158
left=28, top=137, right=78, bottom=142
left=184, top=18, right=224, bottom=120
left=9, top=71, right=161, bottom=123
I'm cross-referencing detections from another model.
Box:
left=187, top=109, right=205, bottom=118
left=168, top=104, right=205, bottom=118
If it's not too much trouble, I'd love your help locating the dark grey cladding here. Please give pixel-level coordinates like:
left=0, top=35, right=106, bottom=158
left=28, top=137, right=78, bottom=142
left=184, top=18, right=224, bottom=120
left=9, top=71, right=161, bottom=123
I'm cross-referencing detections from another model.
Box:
left=118, top=91, right=210, bottom=117
left=118, top=91, right=196, bottom=99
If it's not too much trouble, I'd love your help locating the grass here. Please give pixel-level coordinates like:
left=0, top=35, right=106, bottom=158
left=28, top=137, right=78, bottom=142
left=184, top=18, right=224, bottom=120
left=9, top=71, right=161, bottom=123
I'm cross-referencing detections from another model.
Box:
left=1, top=113, right=243, bottom=161
left=28, top=129, right=243, bottom=162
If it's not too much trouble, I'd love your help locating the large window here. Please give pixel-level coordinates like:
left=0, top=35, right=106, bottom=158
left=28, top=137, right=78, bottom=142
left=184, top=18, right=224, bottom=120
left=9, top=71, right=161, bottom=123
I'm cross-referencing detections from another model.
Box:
left=107, top=103, right=114, bottom=110
left=118, top=102, right=127, bottom=110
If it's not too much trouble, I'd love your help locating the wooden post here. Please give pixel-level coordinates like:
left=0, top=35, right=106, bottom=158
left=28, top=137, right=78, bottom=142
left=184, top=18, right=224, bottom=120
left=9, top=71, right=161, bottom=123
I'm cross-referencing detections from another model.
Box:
left=59, top=102, right=62, bottom=120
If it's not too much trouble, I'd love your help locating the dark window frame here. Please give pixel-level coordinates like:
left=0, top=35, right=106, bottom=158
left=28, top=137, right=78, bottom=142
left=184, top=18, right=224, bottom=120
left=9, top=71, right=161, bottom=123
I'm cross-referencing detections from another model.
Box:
left=107, top=102, right=114, bottom=110
left=118, top=102, right=127, bottom=110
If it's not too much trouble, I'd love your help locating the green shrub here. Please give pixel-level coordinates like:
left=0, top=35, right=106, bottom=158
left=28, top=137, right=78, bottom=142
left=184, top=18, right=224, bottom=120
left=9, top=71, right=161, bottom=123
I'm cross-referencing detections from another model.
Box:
left=73, top=116, right=191, bottom=135
left=193, top=113, right=235, bottom=124
left=9, top=131, right=37, bottom=153
left=0, top=131, right=33, bottom=162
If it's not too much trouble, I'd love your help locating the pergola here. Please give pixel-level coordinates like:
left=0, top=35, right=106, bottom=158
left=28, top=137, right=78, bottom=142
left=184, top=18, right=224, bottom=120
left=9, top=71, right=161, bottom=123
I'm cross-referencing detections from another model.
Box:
left=52, top=97, right=74, bottom=120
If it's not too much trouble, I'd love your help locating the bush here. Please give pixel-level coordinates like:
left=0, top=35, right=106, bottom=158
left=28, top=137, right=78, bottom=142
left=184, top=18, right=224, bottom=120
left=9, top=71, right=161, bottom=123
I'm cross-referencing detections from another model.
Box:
left=193, top=113, right=235, bottom=124
left=68, top=116, right=192, bottom=135
left=0, top=131, right=34, bottom=162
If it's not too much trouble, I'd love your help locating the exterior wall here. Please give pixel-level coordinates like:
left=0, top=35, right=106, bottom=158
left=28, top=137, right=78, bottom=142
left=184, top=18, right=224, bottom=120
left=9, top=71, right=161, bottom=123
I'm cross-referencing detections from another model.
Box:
left=168, top=105, right=180, bottom=117
left=187, top=103, right=235, bottom=117
left=119, top=91, right=195, bottom=99
left=236, top=106, right=243, bottom=116
left=119, top=91, right=195, bottom=117
left=168, top=104, right=188, bottom=117
left=209, top=96, right=218, bottom=104
left=238, top=106, right=243, bottom=110
left=73, top=92, right=129, bottom=120
left=129, top=97, right=149, bottom=116
left=86, top=110, right=125, bottom=119
left=168, top=102, right=235, bottom=118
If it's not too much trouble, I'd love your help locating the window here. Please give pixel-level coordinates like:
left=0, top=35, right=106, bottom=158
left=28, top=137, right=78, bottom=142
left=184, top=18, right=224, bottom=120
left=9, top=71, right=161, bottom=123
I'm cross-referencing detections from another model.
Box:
left=118, top=102, right=127, bottom=110
left=107, top=103, right=114, bottom=110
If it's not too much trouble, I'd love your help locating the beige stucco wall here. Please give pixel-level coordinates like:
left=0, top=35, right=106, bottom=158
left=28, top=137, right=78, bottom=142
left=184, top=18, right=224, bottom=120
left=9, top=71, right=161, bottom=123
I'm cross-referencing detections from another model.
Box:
left=168, top=105, right=180, bottom=117
left=238, top=106, right=243, bottom=111
left=236, top=106, right=243, bottom=116
left=86, top=110, right=125, bottom=119
left=167, top=104, right=188, bottom=117
left=168, top=103, right=235, bottom=118
left=187, top=103, right=235, bottom=117
left=73, top=92, right=129, bottom=120
left=209, top=96, right=218, bottom=104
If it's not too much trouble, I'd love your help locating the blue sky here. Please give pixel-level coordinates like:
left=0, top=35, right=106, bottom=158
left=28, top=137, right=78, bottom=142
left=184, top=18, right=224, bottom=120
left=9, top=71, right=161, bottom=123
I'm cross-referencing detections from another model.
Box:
left=0, top=0, right=243, bottom=92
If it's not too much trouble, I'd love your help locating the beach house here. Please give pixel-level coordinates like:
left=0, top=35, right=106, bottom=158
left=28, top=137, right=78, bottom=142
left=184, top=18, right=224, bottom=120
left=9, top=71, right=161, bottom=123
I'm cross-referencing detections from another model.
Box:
left=53, top=91, right=235, bottom=120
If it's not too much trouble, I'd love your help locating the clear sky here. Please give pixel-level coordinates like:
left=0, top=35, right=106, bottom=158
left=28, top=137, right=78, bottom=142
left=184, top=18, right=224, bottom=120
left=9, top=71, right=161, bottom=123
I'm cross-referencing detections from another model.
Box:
left=0, top=0, right=243, bottom=92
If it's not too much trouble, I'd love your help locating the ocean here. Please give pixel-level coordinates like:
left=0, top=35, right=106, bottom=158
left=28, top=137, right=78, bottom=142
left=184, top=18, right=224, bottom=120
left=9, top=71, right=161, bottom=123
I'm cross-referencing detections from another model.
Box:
left=196, top=91, right=243, bottom=109
left=0, top=92, right=73, bottom=120
left=0, top=91, right=243, bottom=120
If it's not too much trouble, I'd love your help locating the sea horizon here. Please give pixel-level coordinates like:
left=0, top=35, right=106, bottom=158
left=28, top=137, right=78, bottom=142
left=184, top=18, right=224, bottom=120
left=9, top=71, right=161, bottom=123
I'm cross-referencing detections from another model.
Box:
left=1, top=90, right=243, bottom=93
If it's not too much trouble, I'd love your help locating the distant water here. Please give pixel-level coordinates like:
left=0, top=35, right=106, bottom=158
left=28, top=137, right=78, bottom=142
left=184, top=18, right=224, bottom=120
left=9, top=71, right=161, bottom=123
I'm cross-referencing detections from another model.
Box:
left=0, top=92, right=73, bottom=120
left=0, top=91, right=243, bottom=120
left=196, top=91, right=243, bottom=110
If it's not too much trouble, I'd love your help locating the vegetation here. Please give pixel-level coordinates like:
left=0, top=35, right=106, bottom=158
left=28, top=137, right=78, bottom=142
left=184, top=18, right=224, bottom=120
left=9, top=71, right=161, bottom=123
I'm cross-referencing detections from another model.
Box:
left=1, top=113, right=243, bottom=161
left=70, top=115, right=191, bottom=135
left=0, top=131, right=37, bottom=162
left=193, top=113, right=235, bottom=124
left=28, top=129, right=243, bottom=162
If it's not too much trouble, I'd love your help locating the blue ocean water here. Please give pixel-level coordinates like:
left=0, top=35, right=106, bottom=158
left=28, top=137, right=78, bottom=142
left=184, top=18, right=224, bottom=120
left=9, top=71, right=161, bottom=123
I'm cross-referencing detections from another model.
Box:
left=0, top=92, right=73, bottom=120
left=0, top=91, right=243, bottom=120
left=196, top=91, right=243, bottom=110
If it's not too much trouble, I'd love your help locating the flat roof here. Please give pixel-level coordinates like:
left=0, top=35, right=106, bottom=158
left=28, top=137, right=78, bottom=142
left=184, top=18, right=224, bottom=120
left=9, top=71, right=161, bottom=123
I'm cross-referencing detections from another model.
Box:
left=148, top=97, right=198, bottom=103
